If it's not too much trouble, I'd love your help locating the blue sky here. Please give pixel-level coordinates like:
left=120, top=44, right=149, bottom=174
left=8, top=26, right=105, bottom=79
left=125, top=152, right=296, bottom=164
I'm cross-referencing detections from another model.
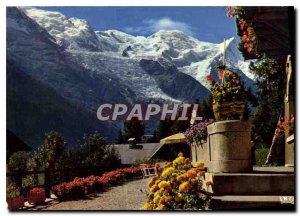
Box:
left=39, top=7, right=237, bottom=43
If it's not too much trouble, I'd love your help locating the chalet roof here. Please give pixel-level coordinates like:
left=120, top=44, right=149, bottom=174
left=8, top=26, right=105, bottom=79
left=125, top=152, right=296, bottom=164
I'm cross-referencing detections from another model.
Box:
left=109, top=143, right=164, bottom=165
left=160, top=133, right=186, bottom=144
left=240, top=6, right=294, bottom=60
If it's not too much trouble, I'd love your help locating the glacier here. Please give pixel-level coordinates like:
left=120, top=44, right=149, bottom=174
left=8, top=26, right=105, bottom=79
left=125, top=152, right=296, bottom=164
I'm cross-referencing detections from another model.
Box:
left=6, top=6, right=255, bottom=147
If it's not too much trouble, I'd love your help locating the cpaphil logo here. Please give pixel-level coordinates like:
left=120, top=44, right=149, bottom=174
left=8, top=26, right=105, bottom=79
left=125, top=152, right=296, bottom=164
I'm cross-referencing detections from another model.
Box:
left=96, top=103, right=203, bottom=121
left=279, top=196, right=294, bottom=205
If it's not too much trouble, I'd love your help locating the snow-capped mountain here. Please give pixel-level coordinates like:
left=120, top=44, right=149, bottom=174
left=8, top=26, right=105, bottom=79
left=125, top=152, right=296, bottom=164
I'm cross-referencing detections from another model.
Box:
left=6, top=7, right=255, bottom=147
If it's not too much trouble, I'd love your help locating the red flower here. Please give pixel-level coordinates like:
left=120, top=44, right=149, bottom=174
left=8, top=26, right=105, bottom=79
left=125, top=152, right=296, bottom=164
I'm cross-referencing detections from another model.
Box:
left=206, top=74, right=213, bottom=81
left=213, top=82, right=220, bottom=87
left=218, top=70, right=225, bottom=79
left=247, top=27, right=253, bottom=34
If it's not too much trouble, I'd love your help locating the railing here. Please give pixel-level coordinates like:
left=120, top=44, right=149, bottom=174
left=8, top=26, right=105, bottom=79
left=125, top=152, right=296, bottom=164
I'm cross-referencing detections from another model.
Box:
left=6, top=167, right=114, bottom=198
left=6, top=169, right=72, bottom=198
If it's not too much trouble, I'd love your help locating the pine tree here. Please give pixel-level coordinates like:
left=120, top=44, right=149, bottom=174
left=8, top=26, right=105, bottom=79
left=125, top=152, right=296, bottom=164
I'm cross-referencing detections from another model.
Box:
left=249, top=55, right=285, bottom=148
left=157, top=116, right=173, bottom=140
left=116, top=129, right=125, bottom=144
left=123, top=117, right=145, bottom=142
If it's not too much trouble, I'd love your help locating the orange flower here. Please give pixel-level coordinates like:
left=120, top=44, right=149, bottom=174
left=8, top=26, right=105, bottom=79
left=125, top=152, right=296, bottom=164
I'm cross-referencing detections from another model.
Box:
left=218, top=70, right=225, bottom=79
left=179, top=182, right=190, bottom=193
left=205, top=180, right=213, bottom=187
left=165, top=196, right=173, bottom=202
left=191, top=179, right=197, bottom=185
left=176, top=174, right=186, bottom=182
left=155, top=204, right=166, bottom=210
left=198, top=171, right=206, bottom=178
left=186, top=169, right=197, bottom=179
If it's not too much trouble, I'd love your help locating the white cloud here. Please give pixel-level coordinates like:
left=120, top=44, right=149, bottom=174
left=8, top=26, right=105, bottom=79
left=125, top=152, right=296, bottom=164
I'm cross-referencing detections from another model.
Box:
left=124, top=17, right=194, bottom=35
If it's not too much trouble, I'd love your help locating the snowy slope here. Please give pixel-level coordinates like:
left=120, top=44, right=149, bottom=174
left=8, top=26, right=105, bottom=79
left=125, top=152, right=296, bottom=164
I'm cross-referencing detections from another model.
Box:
left=21, top=7, right=254, bottom=92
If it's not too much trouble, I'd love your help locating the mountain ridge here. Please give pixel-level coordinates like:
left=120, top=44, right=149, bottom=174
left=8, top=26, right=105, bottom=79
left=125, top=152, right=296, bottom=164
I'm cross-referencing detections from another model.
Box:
left=7, top=7, right=255, bottom=147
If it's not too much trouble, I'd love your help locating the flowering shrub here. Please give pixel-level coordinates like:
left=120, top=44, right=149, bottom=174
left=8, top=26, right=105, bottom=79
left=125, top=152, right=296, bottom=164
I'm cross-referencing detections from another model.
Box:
left=185, top=120, right=213, bottom=145
left=52, top=167, right=142, bottom=201
left=6, top=183, right=21, bottom=200
left=141, top=153, right=211, bottom=210
left=226, top=6, right=257, bottom=55
left=6, top=183, right=24, bottom=210
left=226, top=6, right=243, bottom=18
left=27, top=187, right=46, bottom=204
left=275, top=114, right=295, bottom=138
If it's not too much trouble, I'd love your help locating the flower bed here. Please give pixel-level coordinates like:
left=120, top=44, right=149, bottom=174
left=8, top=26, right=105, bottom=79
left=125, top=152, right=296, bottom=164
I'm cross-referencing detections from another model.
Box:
left=52, top=167, right=143, bottom=201
left=7, top=196, right=24, bottom=210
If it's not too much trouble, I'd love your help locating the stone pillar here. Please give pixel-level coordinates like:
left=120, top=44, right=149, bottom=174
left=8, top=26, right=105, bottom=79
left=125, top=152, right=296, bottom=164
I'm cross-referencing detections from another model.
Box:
left=207, top=120, right=252, bottom=173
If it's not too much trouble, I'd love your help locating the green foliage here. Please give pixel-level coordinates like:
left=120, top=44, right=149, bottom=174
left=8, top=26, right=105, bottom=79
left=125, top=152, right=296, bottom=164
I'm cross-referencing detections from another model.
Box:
left=6, top=183, right=20, bottom=199
left=157, top=116, right=173, bottom=140
left=200, top=96, right=214, bottom=120
left=123, top=117, right=145, bottom=142
left=33, top=131, right=65, bottom=169
left=268, top=133, right=285, bottom=166
left=249, top=56, right=285, bottom=148
left=254, top=148, right=269, bottom=166
left=57, top=132, right=121, bottom=177
left=8, top=151, right=29, bottom=173
left=116, top=129, right=125, bottom=144
left=147, top=130, right=159, bottom=143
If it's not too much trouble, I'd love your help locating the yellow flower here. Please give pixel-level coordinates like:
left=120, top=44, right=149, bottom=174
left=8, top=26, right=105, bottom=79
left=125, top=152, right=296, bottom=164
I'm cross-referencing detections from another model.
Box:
left=141, top=203, right=152, bottom=210
left=154, top=190, right=161, bottom=197
left=158, top=181, right=167, bottom=189
left=150, top=185, right=159, bottom=193
left=161, top=167, right=175, bottom=178
left=195, top=161, right=205, bottom=169
left=153, top=195, right=161, bottom=204
left=155, top=179, right=161, bottom=185
left=155, top=204, right=166, bottom=210
left=179, top=181, right=190, bottom=193
left=173, top=156, right=185, bottom=165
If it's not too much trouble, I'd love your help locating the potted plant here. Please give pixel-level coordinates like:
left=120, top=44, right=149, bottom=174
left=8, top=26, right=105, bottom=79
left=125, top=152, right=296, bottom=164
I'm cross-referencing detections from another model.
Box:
left=206, top=66, right=246, bottom=121
left=185, top=120, right=213, bottom=165
left=6, top=183, right=24, bottom=210
left=185, top=120, right=212, bottom=145
left=27, top=187, right=46, bottom=204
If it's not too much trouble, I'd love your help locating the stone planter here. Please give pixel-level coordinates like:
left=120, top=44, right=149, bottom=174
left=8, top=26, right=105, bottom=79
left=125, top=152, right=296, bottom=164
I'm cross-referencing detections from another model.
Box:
left=207, top=120, right=252, bottom=173
left=7, top=196, right=24, bottom=210
left=191, top=142, right=209, bottom=167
